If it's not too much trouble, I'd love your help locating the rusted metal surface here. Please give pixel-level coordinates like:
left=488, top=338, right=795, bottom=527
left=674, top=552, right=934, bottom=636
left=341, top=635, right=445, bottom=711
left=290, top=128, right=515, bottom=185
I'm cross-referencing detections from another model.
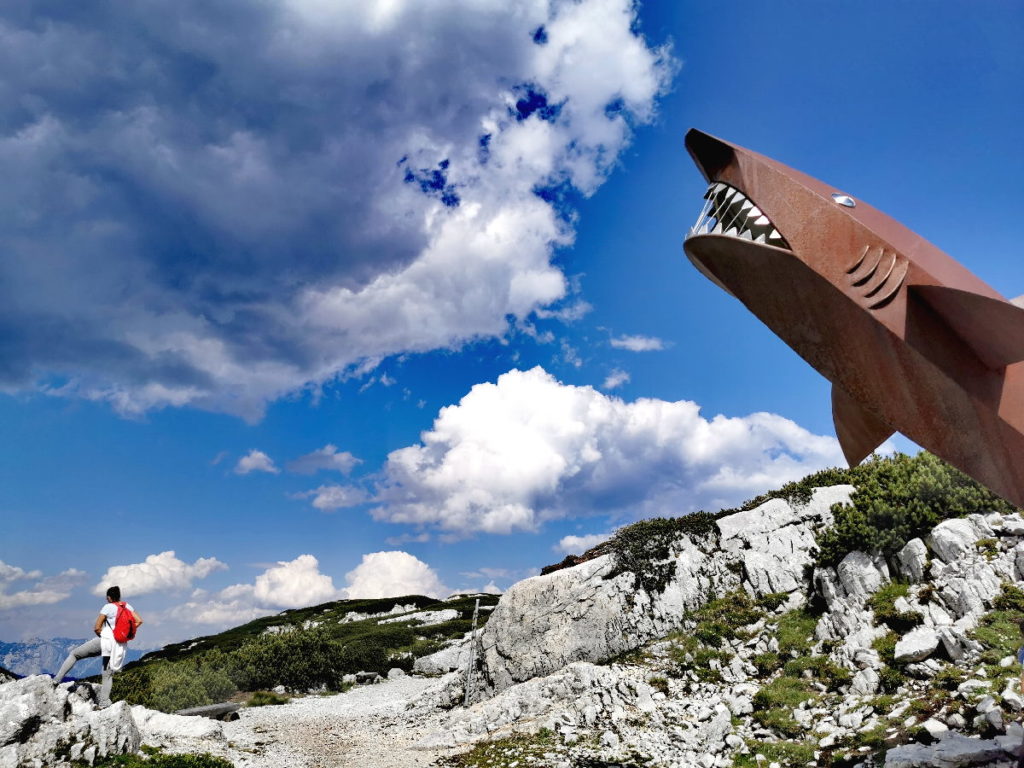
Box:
left=682, top=129, right=1024, bottom=508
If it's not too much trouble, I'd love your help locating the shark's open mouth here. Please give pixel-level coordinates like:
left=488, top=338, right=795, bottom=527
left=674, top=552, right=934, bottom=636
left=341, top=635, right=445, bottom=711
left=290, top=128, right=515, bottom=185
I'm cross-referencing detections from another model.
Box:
left=687, top=182, right=790, bottom=249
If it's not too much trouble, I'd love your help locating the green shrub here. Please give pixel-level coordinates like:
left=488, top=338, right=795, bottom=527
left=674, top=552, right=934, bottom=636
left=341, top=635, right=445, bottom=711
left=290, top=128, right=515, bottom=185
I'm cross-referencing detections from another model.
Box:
left=647, top=676, right=669, bottom=695
left=231, top=627, right=348, bottom=692
left=112, top=651, right=236, bottom=712
left=666, top=634, right=732, bottom=682
left=878, top=666, right=906, bottom=694
left=994, top=584, right=1024, bottom=612
left=607, top=514, right=718, bottom=593
left=753, top=675, right=816, bottom=710
left=976, top=538, right=999, bottom=560
left=815, top=453, right=1016, bottom=567
left=246, top=691, right=290, bottom=707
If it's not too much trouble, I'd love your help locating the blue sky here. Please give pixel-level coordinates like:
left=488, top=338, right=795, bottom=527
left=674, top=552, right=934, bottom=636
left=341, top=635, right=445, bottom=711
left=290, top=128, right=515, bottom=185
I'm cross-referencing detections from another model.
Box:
left=1, top=1, right=1021, bottom=646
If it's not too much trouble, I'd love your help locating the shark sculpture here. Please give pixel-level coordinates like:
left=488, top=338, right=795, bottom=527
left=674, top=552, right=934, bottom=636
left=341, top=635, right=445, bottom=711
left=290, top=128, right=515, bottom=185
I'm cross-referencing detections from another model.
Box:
left=682, top=128, right=1024, bottom=508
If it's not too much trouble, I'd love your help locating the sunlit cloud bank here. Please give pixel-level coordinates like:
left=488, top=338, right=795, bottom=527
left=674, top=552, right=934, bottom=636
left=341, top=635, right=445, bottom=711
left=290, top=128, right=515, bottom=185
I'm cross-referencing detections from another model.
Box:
left=369, top=367, right=845, bottom=535
left=0, top=0, right=672, bottom=419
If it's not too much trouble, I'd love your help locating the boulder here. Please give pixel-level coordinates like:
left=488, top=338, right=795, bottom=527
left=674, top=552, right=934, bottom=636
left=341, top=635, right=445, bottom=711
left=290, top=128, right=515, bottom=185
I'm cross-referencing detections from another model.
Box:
left=836, top=551, right=888, bottom=599
left=927, top=519, right=982, bottom=564
left=897, top=538, right=929, bottom=582
left=413, top=638, right=472, bottom=675
left=894, top=627, right=940, bottom=663
left=388, top=667, right=407, bottom=680
left=884, top=733, right=1005, bottom=766
left=132, top=706, right=225, bottom=743
left=850, top=668, right=880, bottom=696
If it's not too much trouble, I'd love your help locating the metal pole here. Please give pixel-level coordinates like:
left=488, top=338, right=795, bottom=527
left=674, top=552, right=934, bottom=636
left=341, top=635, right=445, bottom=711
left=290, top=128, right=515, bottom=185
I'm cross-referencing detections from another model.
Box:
left=463, top=598, right=480, bottom=707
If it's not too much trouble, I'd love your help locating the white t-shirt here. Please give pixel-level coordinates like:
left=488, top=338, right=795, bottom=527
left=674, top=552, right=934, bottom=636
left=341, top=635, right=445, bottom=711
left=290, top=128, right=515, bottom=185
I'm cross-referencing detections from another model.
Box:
left=99, top=602, right=134, bottom=671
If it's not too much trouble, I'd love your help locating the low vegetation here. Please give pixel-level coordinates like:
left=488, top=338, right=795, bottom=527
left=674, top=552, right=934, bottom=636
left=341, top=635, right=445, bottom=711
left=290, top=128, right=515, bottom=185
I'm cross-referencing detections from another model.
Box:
left=245, top=690, right=290, bottom=707
left=90, top=745, right=233, bottom=767
left=110, top=593, right=499, bottom=712
left=869, top=581, right=923, bottom=633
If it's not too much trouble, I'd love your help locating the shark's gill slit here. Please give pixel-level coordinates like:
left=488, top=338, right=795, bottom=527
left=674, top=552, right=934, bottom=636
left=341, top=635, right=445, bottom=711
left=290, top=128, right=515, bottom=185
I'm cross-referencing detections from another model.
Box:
left=687, top=182, right=791, bottom=249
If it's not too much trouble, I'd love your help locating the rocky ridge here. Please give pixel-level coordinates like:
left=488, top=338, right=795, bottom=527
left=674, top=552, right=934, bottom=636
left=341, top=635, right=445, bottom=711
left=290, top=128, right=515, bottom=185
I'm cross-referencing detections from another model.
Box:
left=5, top=483, right=1024, bottom=767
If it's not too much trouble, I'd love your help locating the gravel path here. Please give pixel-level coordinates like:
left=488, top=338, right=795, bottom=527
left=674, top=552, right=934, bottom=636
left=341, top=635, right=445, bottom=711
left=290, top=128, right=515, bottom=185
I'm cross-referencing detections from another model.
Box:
left=211, top=677, right=461, bottom=768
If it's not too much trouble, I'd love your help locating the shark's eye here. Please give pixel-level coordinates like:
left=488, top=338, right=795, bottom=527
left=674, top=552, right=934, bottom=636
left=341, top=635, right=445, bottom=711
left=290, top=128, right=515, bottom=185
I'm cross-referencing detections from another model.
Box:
left=831, top=193, right=856, bottom=208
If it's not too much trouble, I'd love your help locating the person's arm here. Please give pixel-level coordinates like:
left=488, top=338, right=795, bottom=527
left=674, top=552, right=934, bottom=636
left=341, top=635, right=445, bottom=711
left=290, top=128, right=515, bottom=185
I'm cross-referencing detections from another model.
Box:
left=94, top=614, right=105, bottom=637
left=132, top=610, right=144, bottom=630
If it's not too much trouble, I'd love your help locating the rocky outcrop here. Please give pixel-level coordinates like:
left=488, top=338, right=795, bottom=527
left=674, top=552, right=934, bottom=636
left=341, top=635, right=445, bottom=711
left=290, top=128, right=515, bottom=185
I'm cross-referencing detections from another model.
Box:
left=0, top=676, right=139, bottom=767
left=0, top=675, right=229, bottom=766
left=469, top=486, right=854, bottom=698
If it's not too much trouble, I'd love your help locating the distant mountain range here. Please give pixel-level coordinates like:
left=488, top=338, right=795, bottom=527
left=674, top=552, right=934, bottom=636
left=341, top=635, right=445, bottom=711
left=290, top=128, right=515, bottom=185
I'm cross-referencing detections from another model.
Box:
left=0, top=638, right=147, bottom=679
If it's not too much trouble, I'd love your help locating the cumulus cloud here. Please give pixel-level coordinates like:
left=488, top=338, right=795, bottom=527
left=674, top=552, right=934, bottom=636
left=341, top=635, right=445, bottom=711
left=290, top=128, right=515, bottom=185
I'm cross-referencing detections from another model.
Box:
left=554, top=532, right=612, bottom=555
left=602, top=368, right=630, bottom=390
left=609, top=334, right=665, bottom=352
left=93, top=551, right=227, bottom=596
left=166, top=554, right=342, bottom=626
left=287, top=444, right=360, bottom=475
left=372, top=367, right=844, bottom=535
left=234, top=450, right=280, bottom=475
left=296, top=484, right=369, bottom=511
left=0, top=562, right=86, bottom=611
left=341, top=551, right=448, bottom=600
left=0, top=1, right=673, bottom=419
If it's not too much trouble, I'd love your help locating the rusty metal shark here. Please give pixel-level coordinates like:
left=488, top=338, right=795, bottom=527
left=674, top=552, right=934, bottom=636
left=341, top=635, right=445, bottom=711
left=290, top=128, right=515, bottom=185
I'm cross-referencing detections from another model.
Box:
left=682, top=128, right=1024, bottom=508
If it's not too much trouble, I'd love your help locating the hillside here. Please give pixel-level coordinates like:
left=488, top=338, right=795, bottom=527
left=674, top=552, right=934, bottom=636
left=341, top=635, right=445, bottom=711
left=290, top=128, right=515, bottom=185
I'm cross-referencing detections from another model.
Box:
left=112, top=591, right=500, bottom=712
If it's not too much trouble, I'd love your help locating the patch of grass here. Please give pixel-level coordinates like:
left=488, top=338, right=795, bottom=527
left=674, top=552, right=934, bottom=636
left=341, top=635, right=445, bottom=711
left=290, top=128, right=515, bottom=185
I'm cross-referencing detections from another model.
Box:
left=932, top=665, right=967, bottom=691
left=91, top=748, right=233, bottom=767
left=782, top=655, right=852, bottom=691
left=757, top=592, right=791, bottom=612
left=752, top=652, right=783, bottom=676
left=246, top=690, right=289, bottom=707
left=666, top=634, right=732, bottom=682
left=869, top=581, right=922, bottom=633
left=976, top=538, right=999, bottom=560
left=971, top=585, right=1024, bottom=664
left=867, top=694, right=896, bottom=714
left=752, top=677, right=818, bottom=737
left=733, top=739, right=817, bottom=768
left=439, top=729, right=560, bottom=768
left=776, top=608, right=818, bottom=656
left=647, top=676, right=669, bottom=695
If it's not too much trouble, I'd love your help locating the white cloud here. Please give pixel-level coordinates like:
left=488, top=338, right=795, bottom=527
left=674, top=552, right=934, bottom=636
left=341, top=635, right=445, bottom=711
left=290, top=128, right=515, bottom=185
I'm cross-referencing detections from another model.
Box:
left=373, top=367, right=843, bottom=535
left=0, top=561, right=42, bottom=583
left=296, top=484, right=369, bottom=511
left=1, top=0, right=674, bottom=420
left=341, top=551, right=448, bottom=600
left=554, top=532, right=612, bottom=555
left=253, top=554, right=341, bottom=608
left=234, top=450, right=280, bottom=475
left=165, top=554, right=341, bottom=627
left=287, top=444, right=361, bottom=475
left=0, top=563, right=86, bottom=611
left=482, top=581, right=503, bottom=595
left=609, top=334, right=665, bottom=352
left=93, top=551, right=227, bottom=597
left=602, top=368, right=629, bottom=390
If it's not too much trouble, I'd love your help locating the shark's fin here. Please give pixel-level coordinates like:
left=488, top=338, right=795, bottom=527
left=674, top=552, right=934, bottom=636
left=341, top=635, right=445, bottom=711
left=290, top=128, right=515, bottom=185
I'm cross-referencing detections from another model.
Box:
left=832, top=385, right=894, bottom=467
left=909, top=284, right=1024, bottom=370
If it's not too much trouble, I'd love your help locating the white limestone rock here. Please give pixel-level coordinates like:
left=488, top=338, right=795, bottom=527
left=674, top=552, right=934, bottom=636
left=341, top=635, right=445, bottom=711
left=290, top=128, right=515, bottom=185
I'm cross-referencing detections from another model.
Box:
left=413, top=637, right=472, bottom=675
left=131, top=706, right=225, bottom=743
left=894, top=627, right=940, bottom=663
left=837, top=551, right=888, bottom=600
left=927, top=518, right=983, bottom=564
left=884, top=733, right=1006, bottom=767
left=897, top=538, right=929, bottom=582
left=381, top=608, right=460, bottom=626
left=850, top=668, right=880, bottom=696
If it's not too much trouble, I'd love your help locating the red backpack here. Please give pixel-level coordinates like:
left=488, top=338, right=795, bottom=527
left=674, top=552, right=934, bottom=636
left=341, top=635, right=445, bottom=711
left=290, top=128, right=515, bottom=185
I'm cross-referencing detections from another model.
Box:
left=112, top=602, right=137, bottom=643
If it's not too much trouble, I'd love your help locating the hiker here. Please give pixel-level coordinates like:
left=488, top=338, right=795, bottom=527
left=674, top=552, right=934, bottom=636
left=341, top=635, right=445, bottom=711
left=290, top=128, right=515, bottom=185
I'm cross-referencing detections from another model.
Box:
left=52, top=586, right=143, bottom=707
